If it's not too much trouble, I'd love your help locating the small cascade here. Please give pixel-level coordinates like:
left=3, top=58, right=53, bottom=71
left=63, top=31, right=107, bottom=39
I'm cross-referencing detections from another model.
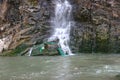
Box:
left=48, top=0, right=74, bottom=55
left=28, top=47, right=33, bottom=56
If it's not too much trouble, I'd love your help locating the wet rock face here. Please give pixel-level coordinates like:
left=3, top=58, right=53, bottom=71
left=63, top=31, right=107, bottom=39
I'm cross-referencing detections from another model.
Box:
left=0, top=0, right=53, bottom=54
left=70, top=0, right=120, bottom=53
left=0, top=0, right=21, bottom=22
left=0, top=0, right=120, bottom=55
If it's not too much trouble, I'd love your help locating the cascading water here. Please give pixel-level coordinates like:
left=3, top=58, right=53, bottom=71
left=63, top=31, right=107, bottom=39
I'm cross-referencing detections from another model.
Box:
left=48, top=0, right=74, bottom=55
left=28, top=47, right=33, bottom=56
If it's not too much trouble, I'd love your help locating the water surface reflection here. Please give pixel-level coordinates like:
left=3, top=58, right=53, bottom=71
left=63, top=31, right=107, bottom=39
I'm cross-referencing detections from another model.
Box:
left=0, top=54, right=120, bottom=80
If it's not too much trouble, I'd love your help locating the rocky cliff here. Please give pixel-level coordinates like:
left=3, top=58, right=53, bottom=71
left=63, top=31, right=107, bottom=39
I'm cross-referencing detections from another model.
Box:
left=0, top=0, right=120, bottom=55
left=0, top=0, right=52, bottom=55
left=71, top=0, right=120, bottom=53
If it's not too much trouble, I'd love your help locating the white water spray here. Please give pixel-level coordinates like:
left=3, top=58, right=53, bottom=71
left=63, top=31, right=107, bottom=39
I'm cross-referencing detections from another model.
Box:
left=48, top=0, right=74, bottom=55
left=28, top=47, right=33, bottom=56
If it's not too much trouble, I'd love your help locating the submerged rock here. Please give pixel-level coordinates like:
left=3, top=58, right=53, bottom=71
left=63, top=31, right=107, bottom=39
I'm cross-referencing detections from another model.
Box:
left=115, top=74, right=120, bottom=80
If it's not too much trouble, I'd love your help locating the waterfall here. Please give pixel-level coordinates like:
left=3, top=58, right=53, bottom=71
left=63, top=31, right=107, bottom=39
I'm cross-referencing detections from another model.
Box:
left=28, top=47, right=33, bottom=56
left=48, top=0, right=74, bottom=55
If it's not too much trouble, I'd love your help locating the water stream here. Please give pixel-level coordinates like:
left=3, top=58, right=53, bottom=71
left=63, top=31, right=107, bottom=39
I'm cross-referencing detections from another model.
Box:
left=48, top=0, right=73, bottom=55
left=0, top=54, right=120, bottom=80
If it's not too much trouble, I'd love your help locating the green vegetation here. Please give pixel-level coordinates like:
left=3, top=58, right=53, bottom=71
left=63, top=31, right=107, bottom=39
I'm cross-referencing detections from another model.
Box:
left=1, top=44, right=28, bottom=56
